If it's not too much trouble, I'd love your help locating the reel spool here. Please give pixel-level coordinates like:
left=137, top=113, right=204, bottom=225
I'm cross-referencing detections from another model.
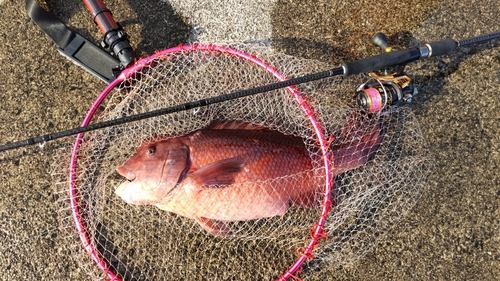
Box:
left=356, top=72, right=416, bottom=113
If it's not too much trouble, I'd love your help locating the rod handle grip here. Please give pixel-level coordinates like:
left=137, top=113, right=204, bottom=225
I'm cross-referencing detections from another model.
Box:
left=427, top=38, right=457, bottom=57
left=342, top=49, right=421, bottom=76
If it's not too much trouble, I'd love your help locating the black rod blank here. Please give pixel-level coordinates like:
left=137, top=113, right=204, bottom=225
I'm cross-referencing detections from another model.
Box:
left=458, top=31, right=500, bottom=47
left=0, top=67, right=344, bottom=152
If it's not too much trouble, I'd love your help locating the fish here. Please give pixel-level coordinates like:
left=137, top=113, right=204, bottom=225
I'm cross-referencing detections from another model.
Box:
left=115, top=115, right=384, bottom=236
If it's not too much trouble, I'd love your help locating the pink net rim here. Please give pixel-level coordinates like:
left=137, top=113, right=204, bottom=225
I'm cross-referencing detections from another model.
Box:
left=68, top=44, right=333, bottom=281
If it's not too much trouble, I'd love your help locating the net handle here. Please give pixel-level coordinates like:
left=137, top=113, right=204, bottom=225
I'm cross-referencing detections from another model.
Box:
left=69, top=44, right=333, bottom=281
left=82, top=0, right=135, bottom=69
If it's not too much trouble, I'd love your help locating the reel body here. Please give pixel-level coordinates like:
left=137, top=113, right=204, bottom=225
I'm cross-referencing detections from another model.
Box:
left=356, top=72, right=416, bottom=113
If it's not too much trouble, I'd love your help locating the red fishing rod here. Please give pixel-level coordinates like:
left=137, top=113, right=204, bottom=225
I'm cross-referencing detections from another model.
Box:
left=82, top=0, right=135, bottom=69
left=25, top=0, right=135, bottom=82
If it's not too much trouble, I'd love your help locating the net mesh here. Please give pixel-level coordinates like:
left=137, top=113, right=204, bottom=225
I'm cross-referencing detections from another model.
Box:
left=51, top=44, right=431, bottom=280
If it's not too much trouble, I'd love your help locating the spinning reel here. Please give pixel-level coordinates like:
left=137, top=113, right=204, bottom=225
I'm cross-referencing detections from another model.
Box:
left=356, top=33, right=417, bottom=113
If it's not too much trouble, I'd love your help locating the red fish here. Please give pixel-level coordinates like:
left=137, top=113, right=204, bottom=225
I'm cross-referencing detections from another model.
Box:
left=115, top=116, right=383, bottom=236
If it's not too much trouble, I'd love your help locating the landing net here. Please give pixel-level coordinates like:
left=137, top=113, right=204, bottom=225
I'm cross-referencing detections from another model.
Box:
left=51, top=43, right=431, bottom=280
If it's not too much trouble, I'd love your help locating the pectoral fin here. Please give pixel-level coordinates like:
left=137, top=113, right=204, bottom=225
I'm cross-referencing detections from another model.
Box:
left=195, top=217, right=233, bottom=236
left=190, top=158, right=244, bottom=187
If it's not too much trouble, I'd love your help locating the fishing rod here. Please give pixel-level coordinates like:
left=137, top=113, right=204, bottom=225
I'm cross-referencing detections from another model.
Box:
left=1, top=30, right=498, bottom=152
left=4, top=0, right=498, bottom=153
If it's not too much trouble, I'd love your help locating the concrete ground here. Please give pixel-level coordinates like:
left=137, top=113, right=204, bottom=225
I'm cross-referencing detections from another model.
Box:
left=0, top=0, right=498, bottom=280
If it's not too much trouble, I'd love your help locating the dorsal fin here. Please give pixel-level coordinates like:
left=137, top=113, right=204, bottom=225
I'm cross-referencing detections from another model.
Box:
left=207, top=120, right=269, bottom=131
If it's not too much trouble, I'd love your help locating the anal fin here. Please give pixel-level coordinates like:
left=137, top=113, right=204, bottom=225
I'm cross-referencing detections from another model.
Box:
left=195, top=217, right=233, bottom=236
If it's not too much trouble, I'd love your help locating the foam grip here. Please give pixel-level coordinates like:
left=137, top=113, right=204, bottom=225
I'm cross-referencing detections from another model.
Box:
left=428, top=38, right=457, bottom=57
left=342, top=49, right=421, bottom=76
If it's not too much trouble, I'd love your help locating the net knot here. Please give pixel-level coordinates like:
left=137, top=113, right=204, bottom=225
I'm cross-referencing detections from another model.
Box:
left=178, top=44, right=190, bottom=54
left=294, top=246, right=315, bottom=260
left=297, top=95, right=312, bottom=108
left=279, top=265, right=303, bottom=281
left=326, top=134, right=335, bottom=150
left=204, top=47, right=214, bottom=56
left=155, top=51, right=171, bottom=62
left=310, top=223, right=330, bottom=241
left=289, top=268, right=304, bottom=281
left=163, top=54, right=174, bottom=61
left=321, top=199, right=333, bottom=217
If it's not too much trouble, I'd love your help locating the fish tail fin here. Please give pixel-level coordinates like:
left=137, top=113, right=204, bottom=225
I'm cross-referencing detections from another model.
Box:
left=331, top=111, right=385, bottom=174
left=289, top=171, right=322, bottom=209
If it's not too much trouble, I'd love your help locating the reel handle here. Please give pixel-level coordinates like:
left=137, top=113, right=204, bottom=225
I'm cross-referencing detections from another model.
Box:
left=372, top=32, right=392, bottom=52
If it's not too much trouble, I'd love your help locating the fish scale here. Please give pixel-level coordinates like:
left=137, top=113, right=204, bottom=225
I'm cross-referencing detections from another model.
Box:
left=187, top=128, right=313, bottom=183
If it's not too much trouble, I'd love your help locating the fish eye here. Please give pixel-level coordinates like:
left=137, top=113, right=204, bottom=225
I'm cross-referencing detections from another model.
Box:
left=146, top=146, right=156, bottom=155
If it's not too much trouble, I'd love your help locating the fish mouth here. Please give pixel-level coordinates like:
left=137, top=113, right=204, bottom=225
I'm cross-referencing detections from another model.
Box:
left=116, top=165, right=136, bottom=182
